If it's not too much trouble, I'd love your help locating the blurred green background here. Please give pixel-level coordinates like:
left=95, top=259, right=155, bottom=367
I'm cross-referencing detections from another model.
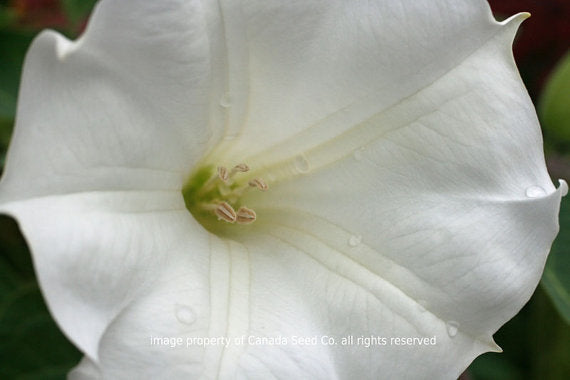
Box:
left=0, top=0, right=568, bottom=379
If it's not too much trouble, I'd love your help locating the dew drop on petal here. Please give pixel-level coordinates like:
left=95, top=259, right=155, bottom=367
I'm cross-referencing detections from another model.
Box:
left=175, top=304, right=196, bottom=325
left=348, top=234, right=362, bottom=247
left=525, top=185, right=546, bottom=198
left=353, top=147, right=365, bottom=161
left=294, top=154, right=310, bottom=173
left=220, top=92, right=232, bottom=108
left=446, top=321, right=459, bottom=337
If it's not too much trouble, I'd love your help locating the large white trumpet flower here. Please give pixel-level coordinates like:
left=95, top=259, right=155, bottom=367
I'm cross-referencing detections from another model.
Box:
left=0, top=0, right=565, bottom=378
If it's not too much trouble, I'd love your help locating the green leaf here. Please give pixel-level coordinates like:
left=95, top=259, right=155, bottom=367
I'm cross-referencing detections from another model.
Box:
left=0, top=30, right=35, bottom=120
left=541, top=198, right=570, bottom=324
left=0, top=6, right=17, bottom=29
left=539, top=53, right=570, bottom=147
left=1, top=118, right=14, bottom=169
left=528, top=288, right=570, bottom=380
left=469, top=287, right=570, bottom=380
left=469, top=353, right=522, bottom=380
left=0, top=30, right=34, bottom=168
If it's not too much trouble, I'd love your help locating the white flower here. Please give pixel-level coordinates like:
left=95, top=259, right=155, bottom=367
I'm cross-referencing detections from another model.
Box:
left=0, top=0, right=566, bottom=378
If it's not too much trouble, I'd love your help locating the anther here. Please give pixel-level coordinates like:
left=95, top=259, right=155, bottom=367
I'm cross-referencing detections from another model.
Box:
left=217, top=166, right=230, bottom=183
left=248, top=178, right=268, bottom=191
left=214, top=201, right=236, bottom=223
left=236, top=206, right=256, bottom=224
left=232, top=163, right=250, bottom=173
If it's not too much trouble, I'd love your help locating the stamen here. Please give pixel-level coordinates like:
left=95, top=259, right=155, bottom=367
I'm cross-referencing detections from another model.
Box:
left=184, top=163, right=269, bottom=228
left=198, top=166, right=230, bottom=196
left=231, top=163, right=250, bottom=174
left=217, top=166, right=230, bottom=183
left=248, top=178, right=268, bottom=191
left=214, top=201, right=236, bottom=223
left=236, top=206, right=256, bottom=224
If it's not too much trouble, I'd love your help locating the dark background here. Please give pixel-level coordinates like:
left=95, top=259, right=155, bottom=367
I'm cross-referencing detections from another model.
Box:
left=0, top=1, right=568, bottom=379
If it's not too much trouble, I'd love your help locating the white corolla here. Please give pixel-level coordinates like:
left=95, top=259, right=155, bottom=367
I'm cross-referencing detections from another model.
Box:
left=0, top=0, right=565, bottom=379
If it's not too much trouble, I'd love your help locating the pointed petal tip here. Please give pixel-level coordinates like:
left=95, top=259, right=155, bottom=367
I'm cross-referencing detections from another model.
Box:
left=498, top=12, right=531, bottom=30
left=32, top=29, right=77, bottom=62
left=558, top=179, right=568, bottom=197
left=519, top=12, right=531, bottom=20
left=478, top=335, right=502, bottom=353
left=507, top=12, right=531, bottom=23
left=488, top=338, right=503, bottom=353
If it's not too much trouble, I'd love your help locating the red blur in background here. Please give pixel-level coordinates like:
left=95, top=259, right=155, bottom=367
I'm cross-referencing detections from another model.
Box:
left=10, top=0, right=67, bottom=29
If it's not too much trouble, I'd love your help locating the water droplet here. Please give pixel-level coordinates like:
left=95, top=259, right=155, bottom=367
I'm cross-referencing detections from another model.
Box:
left=294, top=154, right=310, bottom=173
left=220, top=92, right=232, bottom=108
left=175, top=305, right=196, bottom=325
left=417, top=300, right=427, bottom=313
left=348, top=234, right=362, bottom=247
left=353, top=147, right=365, bottom=161
left=446, top=321, right=459, bottom=337
left=525, top=186, right=546, bottom=198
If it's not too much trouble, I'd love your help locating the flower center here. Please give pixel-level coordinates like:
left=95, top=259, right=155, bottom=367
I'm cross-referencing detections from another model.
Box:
left=182, top=163, right=268, bottom=230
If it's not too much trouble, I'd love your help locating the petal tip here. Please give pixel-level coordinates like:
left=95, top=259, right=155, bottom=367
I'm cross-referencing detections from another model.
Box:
left=486, top=337, right=503, bottom=353
left=500, top=12, right=531, bottom=27
left=32, top=29, right=78, bottom=62
left=558, top=179, right=568, bottom=197
left=520, top=12, right=531, bottom=20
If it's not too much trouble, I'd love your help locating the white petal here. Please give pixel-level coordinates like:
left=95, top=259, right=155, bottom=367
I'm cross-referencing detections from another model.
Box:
left=237, top=9, right=565, bottom=379
left=81, top=195, right=565, bottom=380
left=93, top=241, right=226, bottom=378
left=88, top=236, right=348, bottom=379
left=0, top=0, right=218, bottom=365
left=235, top=187, right=564, bottom=379
left=243, top=13, right=553, bottom=193
left=0, top=0, right=562, bottom=378
left=207, top=0, right=504, bottom=163
left=0, top=0, right=212, bottom=203
left=235, top=232, right=498, bottom=379
left=0, top=192, right=209, bottom=362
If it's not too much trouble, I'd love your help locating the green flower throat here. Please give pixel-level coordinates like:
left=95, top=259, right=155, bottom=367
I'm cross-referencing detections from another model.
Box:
left=182, top=163, right=268, bottom=230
